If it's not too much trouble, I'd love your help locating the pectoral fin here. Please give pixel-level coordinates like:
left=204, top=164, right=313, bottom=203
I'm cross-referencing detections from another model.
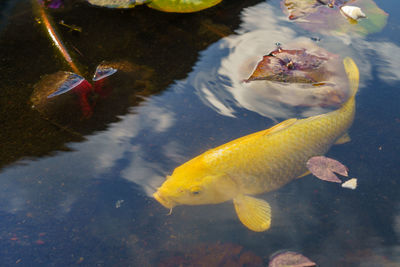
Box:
left=335, top=132, right=351, bottom=144
left=233, top=195, right=271, bottom=232
left=297, top=170, right=311, bottom=178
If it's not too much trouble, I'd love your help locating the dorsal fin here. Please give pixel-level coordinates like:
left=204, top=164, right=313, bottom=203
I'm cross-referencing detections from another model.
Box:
left=202, top=118, right=297, bottom=164
left=260, top=118, right=297, bottom=136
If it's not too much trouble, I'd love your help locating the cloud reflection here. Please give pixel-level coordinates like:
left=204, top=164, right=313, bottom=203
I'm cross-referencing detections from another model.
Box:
left=188, top=2, right=400, bottom=120
left=0, top=4, right=399, bottom=265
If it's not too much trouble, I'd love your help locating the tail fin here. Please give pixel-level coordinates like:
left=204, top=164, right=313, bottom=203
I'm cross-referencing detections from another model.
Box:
left=343, top=57, right=360, bottom=98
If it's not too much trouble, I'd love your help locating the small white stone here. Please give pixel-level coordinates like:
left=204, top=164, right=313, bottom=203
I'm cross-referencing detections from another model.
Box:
left=115, top=199, right=124, bottom=208
left=342, top=178, right=357, bottom=190
left=340, top=6, right=367, bottom=21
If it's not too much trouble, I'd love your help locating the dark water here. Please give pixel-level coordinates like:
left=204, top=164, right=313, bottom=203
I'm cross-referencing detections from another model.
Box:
left=0, top=0, right=399, bottom=266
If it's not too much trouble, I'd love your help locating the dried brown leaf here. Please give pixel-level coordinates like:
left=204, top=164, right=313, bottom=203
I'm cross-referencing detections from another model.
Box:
left=306, top=156, right=348, bottom=183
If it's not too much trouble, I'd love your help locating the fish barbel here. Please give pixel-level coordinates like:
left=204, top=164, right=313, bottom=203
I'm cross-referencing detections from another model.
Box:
left=154, top=57, right=359, bottom=232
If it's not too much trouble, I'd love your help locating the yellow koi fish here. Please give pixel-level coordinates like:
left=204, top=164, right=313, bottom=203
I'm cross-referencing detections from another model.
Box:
left=154, top=57, right=359, bottom=232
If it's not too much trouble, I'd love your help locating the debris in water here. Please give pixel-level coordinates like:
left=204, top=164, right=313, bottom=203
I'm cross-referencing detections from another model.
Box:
left=115, top=199, right=124, bottom=208
left=306, top=156, right=348, bottom=183
left=342, top=178, right=358, bottom=189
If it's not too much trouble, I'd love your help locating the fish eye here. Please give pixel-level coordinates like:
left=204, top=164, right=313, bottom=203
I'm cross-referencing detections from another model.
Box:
left=190, top=186, right=202, bottom=195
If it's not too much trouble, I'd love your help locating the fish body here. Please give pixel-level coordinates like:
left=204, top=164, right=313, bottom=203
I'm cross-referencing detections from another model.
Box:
left=154, top=58, right=359, bottom=231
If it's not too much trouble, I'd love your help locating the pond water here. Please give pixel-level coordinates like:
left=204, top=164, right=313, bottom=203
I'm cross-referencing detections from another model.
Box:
left=1, top=0, right=399, bottom=266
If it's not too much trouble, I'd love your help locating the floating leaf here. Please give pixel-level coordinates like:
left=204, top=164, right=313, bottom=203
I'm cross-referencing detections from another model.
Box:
left=31, top=71, right=94, bottom=119
left=283, top=0, right=348, bottom=20
left=342, top=178, right=358, bottom=189
left=47, top=72, right=87, bottom=98
left=87, top=0, right=223, bottom=12
left=93, top=64, right=118, bottom=82
left=281, top=0, right=388, bottom=36
left=87, top=0, right=144, bottom=9
left=269, top=251, right=317, bottom=267
left=306, top=156, right=348, bottom=183
left=244, top=43, right=351, bottom=107
left=92, top=60, right=136, bottom=81
left=245, top=47, right=331, bottom=84
left=146, top=0, right=223, bottom=12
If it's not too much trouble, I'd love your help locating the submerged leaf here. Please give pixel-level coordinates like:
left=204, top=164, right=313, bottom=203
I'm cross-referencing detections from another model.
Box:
left=306, top=156, right=348, bottom=183
left=269, top=251, right=317, bottom=267
left=281, top=0, right=388, bottom=36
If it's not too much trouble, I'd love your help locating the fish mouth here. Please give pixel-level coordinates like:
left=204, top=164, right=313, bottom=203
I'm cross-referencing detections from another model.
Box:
left=153, top=191, right=176, bottom=209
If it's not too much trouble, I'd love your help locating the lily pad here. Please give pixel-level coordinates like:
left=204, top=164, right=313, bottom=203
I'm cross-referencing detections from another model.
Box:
left=245, top=47, right=331, bottom=84
left=244, top=43, right=350, bottom=107
left=87, top=0, right=144, bottom=9
left=269, top=251, right=317, bottom=267
left=281, top=0, right=388, bottom=36
left=87, top=0, right=223, bottom=12
left=306, top=156, right=348, bottom=183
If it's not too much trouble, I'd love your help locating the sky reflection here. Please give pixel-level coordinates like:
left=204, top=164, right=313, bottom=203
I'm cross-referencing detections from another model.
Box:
left=1, top=0, right=399, bottom=226
left=0, top=0, right=399, bottom=265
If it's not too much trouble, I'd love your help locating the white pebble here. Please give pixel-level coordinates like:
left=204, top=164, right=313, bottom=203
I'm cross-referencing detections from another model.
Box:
left=340, top=6, right=367, bottom=21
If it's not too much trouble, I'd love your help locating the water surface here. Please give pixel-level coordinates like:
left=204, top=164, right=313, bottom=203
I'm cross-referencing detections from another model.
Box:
left=0, top=0, right=399, bottom=266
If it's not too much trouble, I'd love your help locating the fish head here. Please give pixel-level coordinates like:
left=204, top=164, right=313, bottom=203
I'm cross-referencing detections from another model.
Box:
left=153, top=163, right=238, bottom=209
